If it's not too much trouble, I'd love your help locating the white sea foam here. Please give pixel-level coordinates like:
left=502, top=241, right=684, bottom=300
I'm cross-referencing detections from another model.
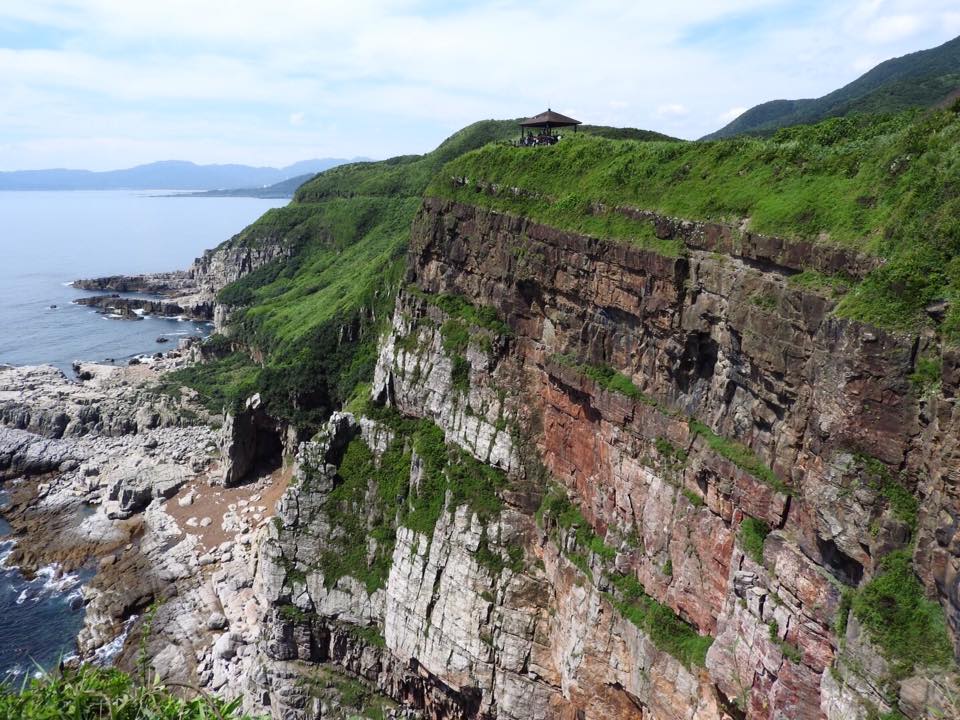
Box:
left=92, top=614, right=138, bottom=666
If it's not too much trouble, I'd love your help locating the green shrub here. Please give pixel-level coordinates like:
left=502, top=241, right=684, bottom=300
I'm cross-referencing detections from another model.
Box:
left=851, top=551, right=953, bottom=678
left=450, top=355, right=471, bottom=392
left=909, top=356, right=941, bottom=392
left=611, top=574, right=713, bottom=668
left=739, top=517, right=771, bottom=564
left=855, top=454, right=918, bottom=532
left=682, top=488, right=706, bottom=508
left=655, top=437, right=689, bottom=464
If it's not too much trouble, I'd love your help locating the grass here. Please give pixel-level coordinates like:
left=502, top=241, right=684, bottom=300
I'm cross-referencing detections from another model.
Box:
left=689, top=419, right=787, bottom=493
left=909, top=355, right=942, bottom=393
left=682, top=488, right=705, bottom=508
left=787, top=269, right=856, bottom=298
left=536, top=485, right=712, bottom=668
left=432, top=109, right=960, bottom=338
left=851, top=551, right=954, bottom=679
left=553, top=355, right=655, bottom=404
left=408, top=286, right=512, bottom=337
left=171, top=121, right=523, bottom=434
left=655, top=437, right=689, bottom=464
left=302, top=403, right=510, bottom=592
left=315, top=436, right=407, bottom=593
left=854, top=454, right=919, bottom=532
left=610, top=573, right=713, bottom=669
left=767, top=619, right=802, bottom=663
left=156, top=351, right=260, bottom=414
left=0, top=664, right=254, bottom=719
left=739, top=517, right=771, bottom=564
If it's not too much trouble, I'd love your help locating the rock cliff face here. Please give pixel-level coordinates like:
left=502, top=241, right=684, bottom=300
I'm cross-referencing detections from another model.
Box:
left=72, top=224, right=296, bottom=328
left=244, top=197, right=960, bottom=719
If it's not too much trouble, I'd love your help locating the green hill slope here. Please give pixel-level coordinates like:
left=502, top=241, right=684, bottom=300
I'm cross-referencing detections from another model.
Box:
left=433, top=108, right=960, bottom=335
left=703, top=34, right=960, bottom=139
left=175, top=119, right=669, bottom=429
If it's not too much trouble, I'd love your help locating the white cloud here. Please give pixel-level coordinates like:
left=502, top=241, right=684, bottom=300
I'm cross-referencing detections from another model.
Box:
left=0, top=0, right=958, bottom=167
left=863, top=13, right=921, bottom=43
left=718, top=107, right=747, bottom=124
left=656, top=103, right=688, bottom=117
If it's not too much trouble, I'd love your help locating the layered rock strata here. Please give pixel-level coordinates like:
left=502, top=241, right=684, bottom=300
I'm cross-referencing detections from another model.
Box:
left=244, top=197, right=959, bottom=720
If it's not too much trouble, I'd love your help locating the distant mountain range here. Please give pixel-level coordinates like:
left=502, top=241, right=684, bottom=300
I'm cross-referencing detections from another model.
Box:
left=0, top=158, right=366, bottom=191
left=171, top=171, right=350, bottom=199
left=703, top=34, right=960, bottom=140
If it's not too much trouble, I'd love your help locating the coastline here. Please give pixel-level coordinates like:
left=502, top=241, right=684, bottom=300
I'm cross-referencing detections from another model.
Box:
left=0, top=350, right=286, bottom=695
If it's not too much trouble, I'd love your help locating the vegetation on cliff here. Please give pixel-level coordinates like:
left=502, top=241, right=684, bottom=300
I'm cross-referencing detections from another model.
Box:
left=537, top=486, right=714, bottom=669
left=850, top=550, right=954, bottom=679
left=301, top=403, right=508, bottom=592
left=432, top=107, right=960, bottom=336
left=183, top=120, right=522, bottom=429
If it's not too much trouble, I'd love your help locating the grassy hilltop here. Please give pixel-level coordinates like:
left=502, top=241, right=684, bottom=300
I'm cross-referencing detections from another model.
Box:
left=433, top=107, right=960, bottom=334
left=169, top=104, right=960, bottom=432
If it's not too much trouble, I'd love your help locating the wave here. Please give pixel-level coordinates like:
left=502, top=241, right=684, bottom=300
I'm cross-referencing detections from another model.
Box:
left=92, top=614, right=138, bottom=666
left=13, top=563, right=82, bottom=605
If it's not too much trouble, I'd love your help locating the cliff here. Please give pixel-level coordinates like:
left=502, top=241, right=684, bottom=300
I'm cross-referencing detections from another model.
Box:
left=230, top=176, right=960, bottom=718
left=19, top=111, right=959, bottom=719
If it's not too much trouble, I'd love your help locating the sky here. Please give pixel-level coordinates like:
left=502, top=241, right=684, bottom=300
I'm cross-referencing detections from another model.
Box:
left=0, top=0, right=958, bottom=170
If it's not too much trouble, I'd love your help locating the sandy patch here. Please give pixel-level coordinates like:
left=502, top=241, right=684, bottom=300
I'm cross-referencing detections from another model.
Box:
left=164, top=463, right=293, bottom=553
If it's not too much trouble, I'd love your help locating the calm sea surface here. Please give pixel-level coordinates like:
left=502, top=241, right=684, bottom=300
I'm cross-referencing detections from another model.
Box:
left=0, top=190, right=286, bottom=682
left=0, top=190, right=286, bottom=371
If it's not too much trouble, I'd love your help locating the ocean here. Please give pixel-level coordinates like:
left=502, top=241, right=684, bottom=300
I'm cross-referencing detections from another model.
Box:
left=0, top=190, right=286, bottom=372
left=0, top=190, right=286, bottom=682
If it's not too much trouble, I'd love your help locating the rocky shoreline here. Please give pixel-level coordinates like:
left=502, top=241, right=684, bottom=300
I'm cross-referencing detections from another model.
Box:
left=0, top=348, right=281, bottom=696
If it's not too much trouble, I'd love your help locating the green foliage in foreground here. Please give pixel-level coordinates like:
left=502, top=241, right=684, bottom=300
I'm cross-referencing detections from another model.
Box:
left=434, top=109, right=960, bottom=336
left=851, top=551, right=954, bottom=679
left=0, top=665, right=254, bottom=719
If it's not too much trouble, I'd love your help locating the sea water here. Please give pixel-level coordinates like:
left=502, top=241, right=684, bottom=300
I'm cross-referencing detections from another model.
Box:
left=0, top=190, right=286, bottom=371
left=0, top=190, right=286, bottom=682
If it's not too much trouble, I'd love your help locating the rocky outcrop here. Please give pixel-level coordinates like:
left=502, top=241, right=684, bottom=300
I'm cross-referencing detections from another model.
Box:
left=73, top=272, right=195, bottom=295
left=73, top=226, right=297, bottom=332
left=242, top=196, right=959, bottom=720
left=0, top=362, right=195, bottom=439
left=219, top=394, right=286, bottom=486
left=73, top=294, right=198, bottom=320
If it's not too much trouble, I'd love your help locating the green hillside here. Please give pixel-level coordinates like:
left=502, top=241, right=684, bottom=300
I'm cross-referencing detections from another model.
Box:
left=432, top=108, right=960, bottom=335
left=703, top=35, right=960, bottom=139
left=168, top=119, right=678, bottom=430
left=170, top=105, right=960, bottom=434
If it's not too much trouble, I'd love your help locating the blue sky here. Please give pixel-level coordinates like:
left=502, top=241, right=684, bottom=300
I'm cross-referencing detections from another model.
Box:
left=0, top=0, right=957, bottom=170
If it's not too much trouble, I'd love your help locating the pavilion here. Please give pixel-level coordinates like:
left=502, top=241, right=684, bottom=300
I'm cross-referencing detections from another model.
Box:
left=518, top=109, right=582, bottom=145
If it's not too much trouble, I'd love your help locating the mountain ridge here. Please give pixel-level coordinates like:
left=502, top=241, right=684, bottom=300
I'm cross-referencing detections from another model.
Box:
left=0, top=157, right=366, bottom=191
left=702, top=34, right=960, bottom=139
